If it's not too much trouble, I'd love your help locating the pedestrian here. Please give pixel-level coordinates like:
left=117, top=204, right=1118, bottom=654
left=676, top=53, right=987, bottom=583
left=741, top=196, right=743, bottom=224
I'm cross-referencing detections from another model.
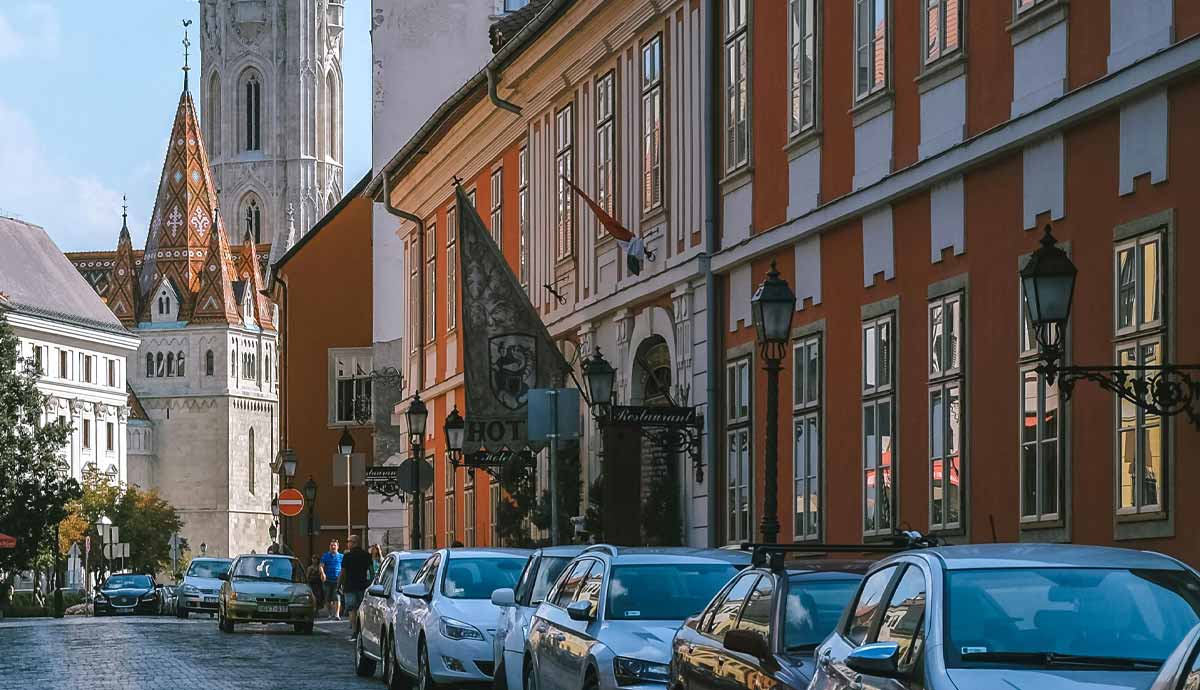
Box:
left=368, top=544, right=383, bottom=580
left=339, top=535, right=373, bottom=642
left=306, top=555, right=324, bottom=609
left=319, top=539, right=342, bottom=620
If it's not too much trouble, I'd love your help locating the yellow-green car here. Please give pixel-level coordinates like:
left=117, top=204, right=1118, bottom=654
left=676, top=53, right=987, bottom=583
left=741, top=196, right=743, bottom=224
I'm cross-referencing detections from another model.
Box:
left=218, top=554, right=316, bottom=634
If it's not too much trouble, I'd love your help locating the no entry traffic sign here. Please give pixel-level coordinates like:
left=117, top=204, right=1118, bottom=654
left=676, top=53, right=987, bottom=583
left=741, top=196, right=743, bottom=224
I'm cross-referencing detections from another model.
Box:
left=278, top=488, right=305, bottom=517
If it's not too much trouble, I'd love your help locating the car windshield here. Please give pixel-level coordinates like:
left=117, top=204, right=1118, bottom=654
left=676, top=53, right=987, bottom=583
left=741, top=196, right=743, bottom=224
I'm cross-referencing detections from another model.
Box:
left=231, top=557, right=304, bottom=583
left=784, top=577, right=861, bottom=650
left=186, top=559, right=232, bottom=578
left=946, top=568, right=1200, bottom=667
left=607, top=563, right=741, bottom=621
left=396, top=558, right=425, bottom=586
left=442, top=557, right=526, bottom=599
left=530, top=556, right=573, bottom=605
left=103, top=575, right=152, bottom=590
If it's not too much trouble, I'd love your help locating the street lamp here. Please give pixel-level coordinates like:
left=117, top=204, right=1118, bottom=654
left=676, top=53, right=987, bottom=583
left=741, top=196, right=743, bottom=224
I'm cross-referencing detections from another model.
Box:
left=94, top=515, right=112, bottom=583
left=303, top=476, right=318, bottom=560
left=1020, top=225, right=1200, bottom=427
left=444, top=406, right=465, bottom=466
left=751, top=260, right=796, bottom=544
left=582, top=348, right=616, bottom=418
left=405, top=392, right=428, bottom=549
left=339, top=427, right=355, bottom=541
left=282, top=448, right=297, bottom=484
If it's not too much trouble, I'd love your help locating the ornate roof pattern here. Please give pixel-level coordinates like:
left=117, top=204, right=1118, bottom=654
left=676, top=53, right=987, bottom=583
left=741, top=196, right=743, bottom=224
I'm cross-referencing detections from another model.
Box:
left=108, top=212, right=139, bottom=326
left=237, top=231, right=273, bottom=330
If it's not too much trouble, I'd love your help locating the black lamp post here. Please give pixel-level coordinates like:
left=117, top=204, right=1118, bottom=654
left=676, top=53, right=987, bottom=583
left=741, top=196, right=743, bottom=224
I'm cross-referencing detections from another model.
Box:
left=751, top=260, right=797, bottom=544
left=279, top=448, right=296, bottom=550
left=582, top=348, right=617, bottom=419
left=338, top=427, right=355, bottom=541
left=405, top=392, right=429, bottom=549
left=1022, top=225, right=1200, bottom=428
left=303, top=476, right=318, bottom=560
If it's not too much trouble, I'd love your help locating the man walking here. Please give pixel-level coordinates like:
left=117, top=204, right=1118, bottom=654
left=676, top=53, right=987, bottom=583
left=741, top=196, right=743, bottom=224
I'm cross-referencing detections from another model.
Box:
left=319, top=539, right=343, bottom=620
left=339, top=535, right=372, bottom=642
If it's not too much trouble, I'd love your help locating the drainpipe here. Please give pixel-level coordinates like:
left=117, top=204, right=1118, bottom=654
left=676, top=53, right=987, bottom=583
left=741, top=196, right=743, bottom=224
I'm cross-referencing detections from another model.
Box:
left=487, top=66, right=523, bottom=116
left=378, top=170, right=426, bottom=390
left=702, top=0, right=721, bottom=548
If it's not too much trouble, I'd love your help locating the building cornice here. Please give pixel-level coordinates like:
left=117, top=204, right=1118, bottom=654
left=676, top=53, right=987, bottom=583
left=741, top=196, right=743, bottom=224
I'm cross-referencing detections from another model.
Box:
left=5, top=311, right=140, bottom=351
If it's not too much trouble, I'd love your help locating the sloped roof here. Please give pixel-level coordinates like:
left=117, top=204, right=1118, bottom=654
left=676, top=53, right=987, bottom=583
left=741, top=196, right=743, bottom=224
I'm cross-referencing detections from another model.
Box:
left=0, top=216, right=130, bottom=334
left=490, top=0, right=552, bottom=53
left=127, top=386, right=150, bottom=421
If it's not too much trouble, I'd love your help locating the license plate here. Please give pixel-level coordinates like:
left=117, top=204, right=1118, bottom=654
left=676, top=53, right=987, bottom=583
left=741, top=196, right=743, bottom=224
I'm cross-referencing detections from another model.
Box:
left=258, top=605, right=288, bottom=613
left=203, top=597, right=216, bottom=603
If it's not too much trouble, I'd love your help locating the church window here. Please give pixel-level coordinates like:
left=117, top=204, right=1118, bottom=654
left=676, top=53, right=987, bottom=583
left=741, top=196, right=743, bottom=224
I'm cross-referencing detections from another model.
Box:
left=208, top=72, right=221, bottom=157
left=232, top=348, right=238, bottom=378
left=243, top=72, right=262, bottom=152
left=326, top=71, right=341, bottom=162
left=156, top=353, right=166, bottom=378
left=248, top=427, right=256, bottom=495
left=177, top=351, right=186, bottom=377
left=205, top=349, right=215, bottom=376
left=244, top=197, right=262, bottom=243
left=167, top=352, right=176, bottom=377
left=146, top=353, right=154, bottom=378
left=158, top=296, right=166, bottom=314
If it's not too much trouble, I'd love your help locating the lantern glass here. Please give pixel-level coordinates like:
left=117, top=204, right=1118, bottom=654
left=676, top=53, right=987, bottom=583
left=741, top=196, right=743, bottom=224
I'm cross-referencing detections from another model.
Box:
left=444, top=407, right=465, bottom=453
left=1020, top=226, right=1077, bottom=352
left=406, top=393, right=429, bottom=439
left=282, top=449, right=297, bottom=479
left=338, top=427, right=355, bottom=456
left=582, top=348, right=616, bottom=408
left=750, top=262, right=797, bottom=348
left=303, top=477, right=318, bottom=501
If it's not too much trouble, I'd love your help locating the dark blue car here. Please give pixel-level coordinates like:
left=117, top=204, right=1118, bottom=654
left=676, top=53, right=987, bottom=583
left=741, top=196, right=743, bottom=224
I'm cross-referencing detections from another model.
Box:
left=94, top=573, right=158, bottom=616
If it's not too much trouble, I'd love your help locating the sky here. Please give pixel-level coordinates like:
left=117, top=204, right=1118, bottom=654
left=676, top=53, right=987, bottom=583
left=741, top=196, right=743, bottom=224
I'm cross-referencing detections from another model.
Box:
left=0, top=1, right=372, bottom=252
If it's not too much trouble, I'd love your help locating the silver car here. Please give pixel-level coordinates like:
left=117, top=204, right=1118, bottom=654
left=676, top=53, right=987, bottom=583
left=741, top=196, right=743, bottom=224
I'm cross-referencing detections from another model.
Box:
left=523, top=546, right=750, bottom=690
left=353, top=550, right=431, bottom=679
left=490, top=545, right=585, bottom=689
left=811, top=543, right=1200, bottom=690
left=176, top=557, right=231, bottom=618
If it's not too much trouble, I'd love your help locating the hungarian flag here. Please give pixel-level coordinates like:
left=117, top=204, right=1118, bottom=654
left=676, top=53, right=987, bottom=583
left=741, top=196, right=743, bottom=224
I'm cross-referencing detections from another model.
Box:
left=561, top=176, right=654, bottom=275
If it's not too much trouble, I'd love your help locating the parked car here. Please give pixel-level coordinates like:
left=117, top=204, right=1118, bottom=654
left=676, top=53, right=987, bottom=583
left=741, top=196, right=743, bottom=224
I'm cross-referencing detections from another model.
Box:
left=177, top=557, right=232, bottom=618
left=93, top=573, right=158, bottom=616
left=353, top=550, right=432, bottom=679
left=1148, top=623, right=1200, bottom=690
left=670, top=553, right=871, bottom=689
left=491, top=545, right=586, bottom=689
left=385, top=547, right=531, bottom=688
left=155, top=584, right=177, bottom=615
left=810, top=543, right=1200, bottom=690
left=524, top=546, right=751, bottom=690
left=217, top=554, right=317, bottom=634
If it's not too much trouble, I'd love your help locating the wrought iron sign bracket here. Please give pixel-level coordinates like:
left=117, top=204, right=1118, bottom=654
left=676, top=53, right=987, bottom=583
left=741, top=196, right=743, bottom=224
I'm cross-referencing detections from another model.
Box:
left=450, top=449, right=537, bottom=482
left=595, top=405, right=705, bottom=484
left=1039, top=357, right=1200, bottom=430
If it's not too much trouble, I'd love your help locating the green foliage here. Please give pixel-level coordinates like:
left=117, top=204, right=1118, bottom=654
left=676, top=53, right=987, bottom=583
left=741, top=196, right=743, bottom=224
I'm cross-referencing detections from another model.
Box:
left=495, top=453, right=538, bottom=547
left=0, top=313, right=80, bottom=575
left=641, top=462, right=682, bottom=546
left=583, top=475, right=604, bottom=542
left=59, top=472, right=183, bottom=578
left=532, top=449, right=581, bottom=544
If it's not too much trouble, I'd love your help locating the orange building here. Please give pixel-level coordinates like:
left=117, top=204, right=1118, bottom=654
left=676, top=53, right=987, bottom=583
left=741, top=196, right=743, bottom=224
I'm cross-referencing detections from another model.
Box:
left=272, top=173, right=382, bottom=563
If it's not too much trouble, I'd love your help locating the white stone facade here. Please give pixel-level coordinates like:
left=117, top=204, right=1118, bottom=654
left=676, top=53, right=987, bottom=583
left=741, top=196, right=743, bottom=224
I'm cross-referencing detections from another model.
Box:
left=199, top=0, right=345, bottom=245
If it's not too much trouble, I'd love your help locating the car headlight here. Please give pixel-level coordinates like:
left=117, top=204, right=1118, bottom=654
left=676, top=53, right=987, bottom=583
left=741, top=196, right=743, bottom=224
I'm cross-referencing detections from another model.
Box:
left=440, top=617, right=485, bottom=641
left=613, top=657, right=670, bottom=686
left=291, top=592, right=314, bottom=605
left=94, top=592, right=107, bottom=602
left=141, top=592, right=157, bottom=601
left=181, top=584, right=200, bottom=595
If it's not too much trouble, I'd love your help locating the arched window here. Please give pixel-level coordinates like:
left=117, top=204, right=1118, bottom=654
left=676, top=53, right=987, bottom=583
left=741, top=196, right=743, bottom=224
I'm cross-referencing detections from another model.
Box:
left=158, top=296, right=166, bottom=314
left=146, top=353, right=154, bottom=378
left=243, top=71, right=262, bottom=152
left=167, top=352, right=176, bottom=377
left=248, top=427, right=256, bottom=494
left=243, top=197, right=262, bottom=243
left=326, top=71, right=340, bottom=161
left=177, top=351, right=186, bottom=377
left=208, top=72, right=221, bottom=157
left=205, top=349, right=215, bottom=376
left=156, top=352, right=165, bottom=378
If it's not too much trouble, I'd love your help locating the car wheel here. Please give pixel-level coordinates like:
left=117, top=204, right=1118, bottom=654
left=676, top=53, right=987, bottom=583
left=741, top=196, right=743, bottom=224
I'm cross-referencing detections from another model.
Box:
left=385, top=632, right=412, bottom=690
left=523, top=659, right=538, bottom=690
left=583, top=670, right=599, bottom=690
left=417, top=640, right=438, bottom=690
left=356, top=634, right=378, bottom=677
left=493, top=659, right=507, bottom=690
left=295, top=621, right=314, bottom=634
left=218, top=607, right=234, bottom=633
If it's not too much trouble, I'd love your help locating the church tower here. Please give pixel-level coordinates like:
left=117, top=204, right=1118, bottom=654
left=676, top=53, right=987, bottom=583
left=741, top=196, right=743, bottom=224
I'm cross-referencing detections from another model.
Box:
left=198, top=0, right=344, bottom=250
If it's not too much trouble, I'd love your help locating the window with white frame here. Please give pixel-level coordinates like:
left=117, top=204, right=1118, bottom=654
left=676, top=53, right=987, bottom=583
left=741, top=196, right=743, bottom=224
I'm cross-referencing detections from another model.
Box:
left=726, top=358, right=752, bottom=543
left=447, top=207, right=457, bottom=332
left=445, top=493, right=456, bottom=546
left=789, top=0, right=818, bottom=136
left=464, top=479, right=476, bottom=546
left=490, top=169, right=503, bottom=247
left=792, top=334, right=821, bottom=541
left=519, top=147, right=530, bottom=289
left=107, top=359, right=117, bottom=387
left=424, top=495, right=435, bottom=549
left=82, top=355, right=94, bottom=384
left=409, top=239, right=420, bottom=352
left=33, top=345, right=45, bottom=375
left=1016, top=0, right=1051, bottom=15
left=425, top=223, right=437, bottom=341
left=862, top=313, right=895, bottom=536
left=331, top=349, right=373, bottom=425
left=595, top=71, right=616, bottom=236
left=106, top=422, right=115, bottom=453
left=725, top=0, right=749, bottom=172
left=641, top=35, right=664, bottom=212
left=82, top=418, right=91, bottom=450
left=59, top=350, right=69, bottom=379
left=1115, top=229, right=1166, bottom=516
left=854, top=0, right=888, bottom=100
left=928, top=292, right=963, bottom=531
left=555, top=105, right=575, bottom=260
left=923, top=0, right=961, bottom=66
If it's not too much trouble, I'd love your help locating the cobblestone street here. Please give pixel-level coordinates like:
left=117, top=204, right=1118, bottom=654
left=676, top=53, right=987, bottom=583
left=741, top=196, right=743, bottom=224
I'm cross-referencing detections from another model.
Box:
left=0, top=616, right=375, bottom=690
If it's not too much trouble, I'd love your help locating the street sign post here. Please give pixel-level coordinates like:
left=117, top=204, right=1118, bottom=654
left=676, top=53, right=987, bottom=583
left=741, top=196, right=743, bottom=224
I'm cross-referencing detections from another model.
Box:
left=395, top=458, right=434, bottom=494
left=277, top=488, right=305, bottom=517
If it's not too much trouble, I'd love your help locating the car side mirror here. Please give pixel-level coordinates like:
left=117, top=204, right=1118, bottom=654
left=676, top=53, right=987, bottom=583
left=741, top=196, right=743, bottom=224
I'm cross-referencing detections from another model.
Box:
left=367, top=584, right=387, bottom=598
left=566, top=600, right=593, bottom=622
left=217, top=572, right=229, bottom=581
left=491, top=588, right=516, bottom=608
left=846, top=642, right=902, bottom=677
left=724, top=629, right=770, bottom=660
left=401, top=583, right=431, bottom=600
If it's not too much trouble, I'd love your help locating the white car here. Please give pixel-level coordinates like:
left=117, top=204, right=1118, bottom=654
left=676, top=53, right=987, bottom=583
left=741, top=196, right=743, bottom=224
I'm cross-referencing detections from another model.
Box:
left=175, top=557, right=231, bottom=618
left=385, top=547, right=531, bottom=689
left=490, top=545, right=584, bottom=689
left=353, top=550, right=430, bottom=679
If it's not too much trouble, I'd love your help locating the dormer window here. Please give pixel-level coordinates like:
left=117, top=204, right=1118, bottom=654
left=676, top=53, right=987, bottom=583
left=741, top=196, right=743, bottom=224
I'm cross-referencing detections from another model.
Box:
left=243, top=292, right=255, bottom=322
left=151, top=277, right=181, bottom=323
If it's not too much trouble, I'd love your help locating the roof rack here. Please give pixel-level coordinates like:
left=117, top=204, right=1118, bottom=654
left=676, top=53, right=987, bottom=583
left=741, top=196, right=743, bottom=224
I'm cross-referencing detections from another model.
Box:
left=740, top=531, right=942, bottom=570
left=583, top=544, right=619, bottom=557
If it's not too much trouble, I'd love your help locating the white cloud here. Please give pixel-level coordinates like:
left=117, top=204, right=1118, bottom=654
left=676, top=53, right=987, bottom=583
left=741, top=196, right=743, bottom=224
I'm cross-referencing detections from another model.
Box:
left=0, top=101, right=136, bottom=252
left=0, top=3, right=62, bottom=60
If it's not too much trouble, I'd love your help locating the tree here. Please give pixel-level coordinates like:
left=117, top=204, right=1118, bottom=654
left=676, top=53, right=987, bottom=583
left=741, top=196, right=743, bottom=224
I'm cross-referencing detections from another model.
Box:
left=0, top=313, right=79, bottom=576
left=495, top=452, right=538, bottom=547
left=59, top=472, right=183, bottom=578
left=532, top=448, right=581, bottom=544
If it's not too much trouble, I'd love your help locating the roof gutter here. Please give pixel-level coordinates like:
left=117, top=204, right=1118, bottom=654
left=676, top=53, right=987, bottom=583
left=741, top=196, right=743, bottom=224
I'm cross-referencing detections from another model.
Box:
left=364, top=0, right=573, bottom=200
left=377, top=169, right=426, bottom=391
